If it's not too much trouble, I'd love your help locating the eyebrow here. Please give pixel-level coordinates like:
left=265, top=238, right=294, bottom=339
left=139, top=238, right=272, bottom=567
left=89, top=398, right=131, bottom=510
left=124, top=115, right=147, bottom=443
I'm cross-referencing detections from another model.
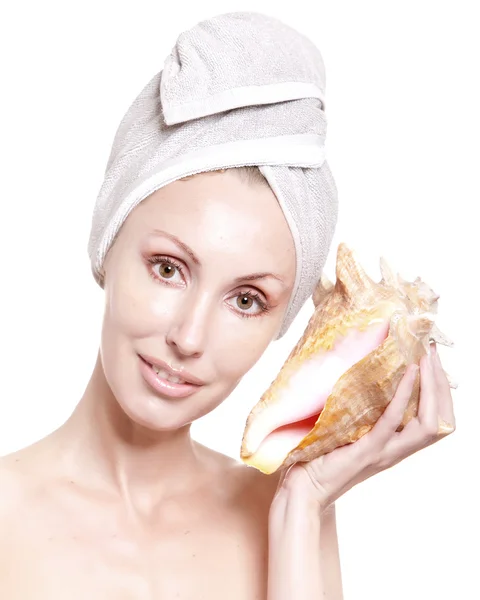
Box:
left=148, top=229, right=287, bottom=287
left=150, top=229, right=201, bottom=265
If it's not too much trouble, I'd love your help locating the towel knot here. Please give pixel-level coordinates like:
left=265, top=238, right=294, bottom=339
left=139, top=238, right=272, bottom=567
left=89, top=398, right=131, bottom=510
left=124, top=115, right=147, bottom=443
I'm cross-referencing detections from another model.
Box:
left=160, top=11, right=327, bottom=126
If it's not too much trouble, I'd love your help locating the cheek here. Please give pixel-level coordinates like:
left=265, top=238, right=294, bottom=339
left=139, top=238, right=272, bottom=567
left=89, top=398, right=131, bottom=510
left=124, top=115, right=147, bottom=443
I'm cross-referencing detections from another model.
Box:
left=213, top=326, right=272, bottom=385
left=104, top=272, right=179, bottom=338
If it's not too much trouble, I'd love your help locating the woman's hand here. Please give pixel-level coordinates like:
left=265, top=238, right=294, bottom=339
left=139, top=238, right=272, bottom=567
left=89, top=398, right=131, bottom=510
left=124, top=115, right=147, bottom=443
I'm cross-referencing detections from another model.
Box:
left=274, top=342, right=456, bottom=512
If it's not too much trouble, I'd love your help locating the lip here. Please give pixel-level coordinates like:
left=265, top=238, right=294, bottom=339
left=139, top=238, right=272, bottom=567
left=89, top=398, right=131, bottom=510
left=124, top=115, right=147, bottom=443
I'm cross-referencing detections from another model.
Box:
left=138, top=355, right=203, bottom=399
left=138, top=353, right=205, bottom=386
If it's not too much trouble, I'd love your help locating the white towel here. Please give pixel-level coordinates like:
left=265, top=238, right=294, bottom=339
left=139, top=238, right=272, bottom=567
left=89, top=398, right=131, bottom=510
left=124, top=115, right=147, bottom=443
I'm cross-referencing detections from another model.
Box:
left=87, top=11, right=338, bottom=339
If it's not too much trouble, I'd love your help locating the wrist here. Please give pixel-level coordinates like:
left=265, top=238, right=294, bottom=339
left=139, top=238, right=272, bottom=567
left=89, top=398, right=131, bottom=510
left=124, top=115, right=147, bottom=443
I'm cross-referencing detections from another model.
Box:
left=273, top=465, right=334, bottom=512
left=270, top=484, right=328, bottom=522
left=267, top=487, right=327, bottom=600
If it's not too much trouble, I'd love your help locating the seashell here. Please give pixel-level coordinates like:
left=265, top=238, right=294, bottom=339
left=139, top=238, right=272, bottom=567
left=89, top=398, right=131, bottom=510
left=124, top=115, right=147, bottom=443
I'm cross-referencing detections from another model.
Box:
left=240, top=243, right=456, bottom=475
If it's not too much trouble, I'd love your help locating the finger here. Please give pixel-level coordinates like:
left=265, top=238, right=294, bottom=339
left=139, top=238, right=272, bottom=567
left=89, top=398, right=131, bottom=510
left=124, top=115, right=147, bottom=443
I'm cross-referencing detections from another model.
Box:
left=431, top=344, right=456, bottom=427
left=416, top=348, right=439, bottom=433
left=370, top=363, right=419, bottom=447
left=383, top=348, right=454, bottom=457
left=276, top=464, right=295, bottom=494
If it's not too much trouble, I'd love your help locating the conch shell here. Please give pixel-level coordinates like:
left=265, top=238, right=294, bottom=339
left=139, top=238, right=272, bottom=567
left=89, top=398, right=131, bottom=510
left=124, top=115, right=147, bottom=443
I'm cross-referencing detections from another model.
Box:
left=240, top=243, right=456, bottom=475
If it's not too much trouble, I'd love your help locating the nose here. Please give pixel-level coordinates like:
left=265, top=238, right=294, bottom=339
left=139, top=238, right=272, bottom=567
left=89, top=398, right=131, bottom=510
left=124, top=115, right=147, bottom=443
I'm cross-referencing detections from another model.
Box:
left=166, top=291, right=211, bottom=358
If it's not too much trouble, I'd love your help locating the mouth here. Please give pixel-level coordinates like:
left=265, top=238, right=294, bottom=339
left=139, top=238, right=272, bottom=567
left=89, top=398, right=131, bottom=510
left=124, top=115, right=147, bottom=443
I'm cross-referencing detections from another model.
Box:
left=138, top=355, right=205, bottom=399
left=138, top=353, right=205, bottom=386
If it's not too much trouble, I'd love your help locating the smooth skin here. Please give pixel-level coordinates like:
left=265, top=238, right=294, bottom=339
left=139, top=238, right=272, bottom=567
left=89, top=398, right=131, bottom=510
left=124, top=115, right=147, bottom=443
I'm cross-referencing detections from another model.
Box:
left=0, top=169, right=455, bottom=599
left=0, top=169, right=299, bottom=600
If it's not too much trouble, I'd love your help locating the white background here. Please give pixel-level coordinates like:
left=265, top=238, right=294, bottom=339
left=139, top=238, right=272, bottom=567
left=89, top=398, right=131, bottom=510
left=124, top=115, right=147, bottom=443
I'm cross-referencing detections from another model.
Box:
left=1, top=1, right=478, bottom=598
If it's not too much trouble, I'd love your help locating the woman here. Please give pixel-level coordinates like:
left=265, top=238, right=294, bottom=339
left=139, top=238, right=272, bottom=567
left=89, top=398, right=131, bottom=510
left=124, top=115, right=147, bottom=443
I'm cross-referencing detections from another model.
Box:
left=0, top=11, right=455, bottom=600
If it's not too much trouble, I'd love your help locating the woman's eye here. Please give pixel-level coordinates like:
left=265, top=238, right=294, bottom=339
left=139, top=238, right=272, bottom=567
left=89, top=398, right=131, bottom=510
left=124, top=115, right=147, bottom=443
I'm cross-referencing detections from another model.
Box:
left=158, top=262, right=177, bottom=279
left=236, top=294, right=255, bottom=311
left=148, top=257, right=184, bottom=283
left=231, top=292, right=269, bottom=317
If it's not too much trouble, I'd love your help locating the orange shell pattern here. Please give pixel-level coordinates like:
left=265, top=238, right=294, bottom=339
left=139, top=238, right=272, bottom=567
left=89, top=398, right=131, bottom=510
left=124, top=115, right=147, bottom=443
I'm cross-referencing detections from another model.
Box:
left=240, top=243, right=455, bottom=474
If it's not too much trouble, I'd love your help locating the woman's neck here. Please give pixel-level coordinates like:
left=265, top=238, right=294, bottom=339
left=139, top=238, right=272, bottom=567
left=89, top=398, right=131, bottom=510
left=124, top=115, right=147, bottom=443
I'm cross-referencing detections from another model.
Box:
left=52, top=351, right=208, bottom=513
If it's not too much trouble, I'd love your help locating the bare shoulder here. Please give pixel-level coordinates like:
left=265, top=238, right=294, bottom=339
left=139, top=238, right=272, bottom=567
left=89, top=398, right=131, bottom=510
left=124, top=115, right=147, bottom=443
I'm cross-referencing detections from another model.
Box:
left=0, top=450, right=35, bottom=567
left=0, top=450, right=29, bottom=503
left=233, top=463, right=338, bottom=528
left=0, top=441, right=49, bottom=521
left=220, top=451, right=339, bottom=532
left=0, top=456, right=22, bottom=515
left=194, top=440, right=281, bottom=507
left=238, top=462, right=281, bottom=505
left=211, top=448, right=341, bottom=576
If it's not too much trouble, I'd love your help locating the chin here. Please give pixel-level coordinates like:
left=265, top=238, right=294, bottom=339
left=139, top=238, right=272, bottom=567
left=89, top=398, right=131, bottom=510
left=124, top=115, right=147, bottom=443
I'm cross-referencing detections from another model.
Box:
left=114, top=390, right=196, bottom=432
left=115, top=371, right=225, bottom=432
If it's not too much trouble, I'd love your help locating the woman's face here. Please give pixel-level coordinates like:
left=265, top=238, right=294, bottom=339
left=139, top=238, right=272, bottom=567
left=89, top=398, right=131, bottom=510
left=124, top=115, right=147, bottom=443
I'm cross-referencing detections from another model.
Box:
left=100, top=170, right=296, bottom=431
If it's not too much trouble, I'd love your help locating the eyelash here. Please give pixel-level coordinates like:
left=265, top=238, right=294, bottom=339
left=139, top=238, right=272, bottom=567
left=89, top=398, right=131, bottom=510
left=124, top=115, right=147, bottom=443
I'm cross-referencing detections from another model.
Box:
left=146, top=255, right=272, bottom=319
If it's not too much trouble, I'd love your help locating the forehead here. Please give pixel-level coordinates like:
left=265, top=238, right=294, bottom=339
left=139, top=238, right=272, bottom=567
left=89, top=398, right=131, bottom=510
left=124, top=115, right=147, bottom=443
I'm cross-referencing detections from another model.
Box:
left=130, top=172, right=296, bottom=263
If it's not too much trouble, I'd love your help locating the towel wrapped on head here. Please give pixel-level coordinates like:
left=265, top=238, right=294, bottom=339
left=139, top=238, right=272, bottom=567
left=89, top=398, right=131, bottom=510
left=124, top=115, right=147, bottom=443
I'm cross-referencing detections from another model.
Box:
left=87, top=11, right=338, bottom=339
